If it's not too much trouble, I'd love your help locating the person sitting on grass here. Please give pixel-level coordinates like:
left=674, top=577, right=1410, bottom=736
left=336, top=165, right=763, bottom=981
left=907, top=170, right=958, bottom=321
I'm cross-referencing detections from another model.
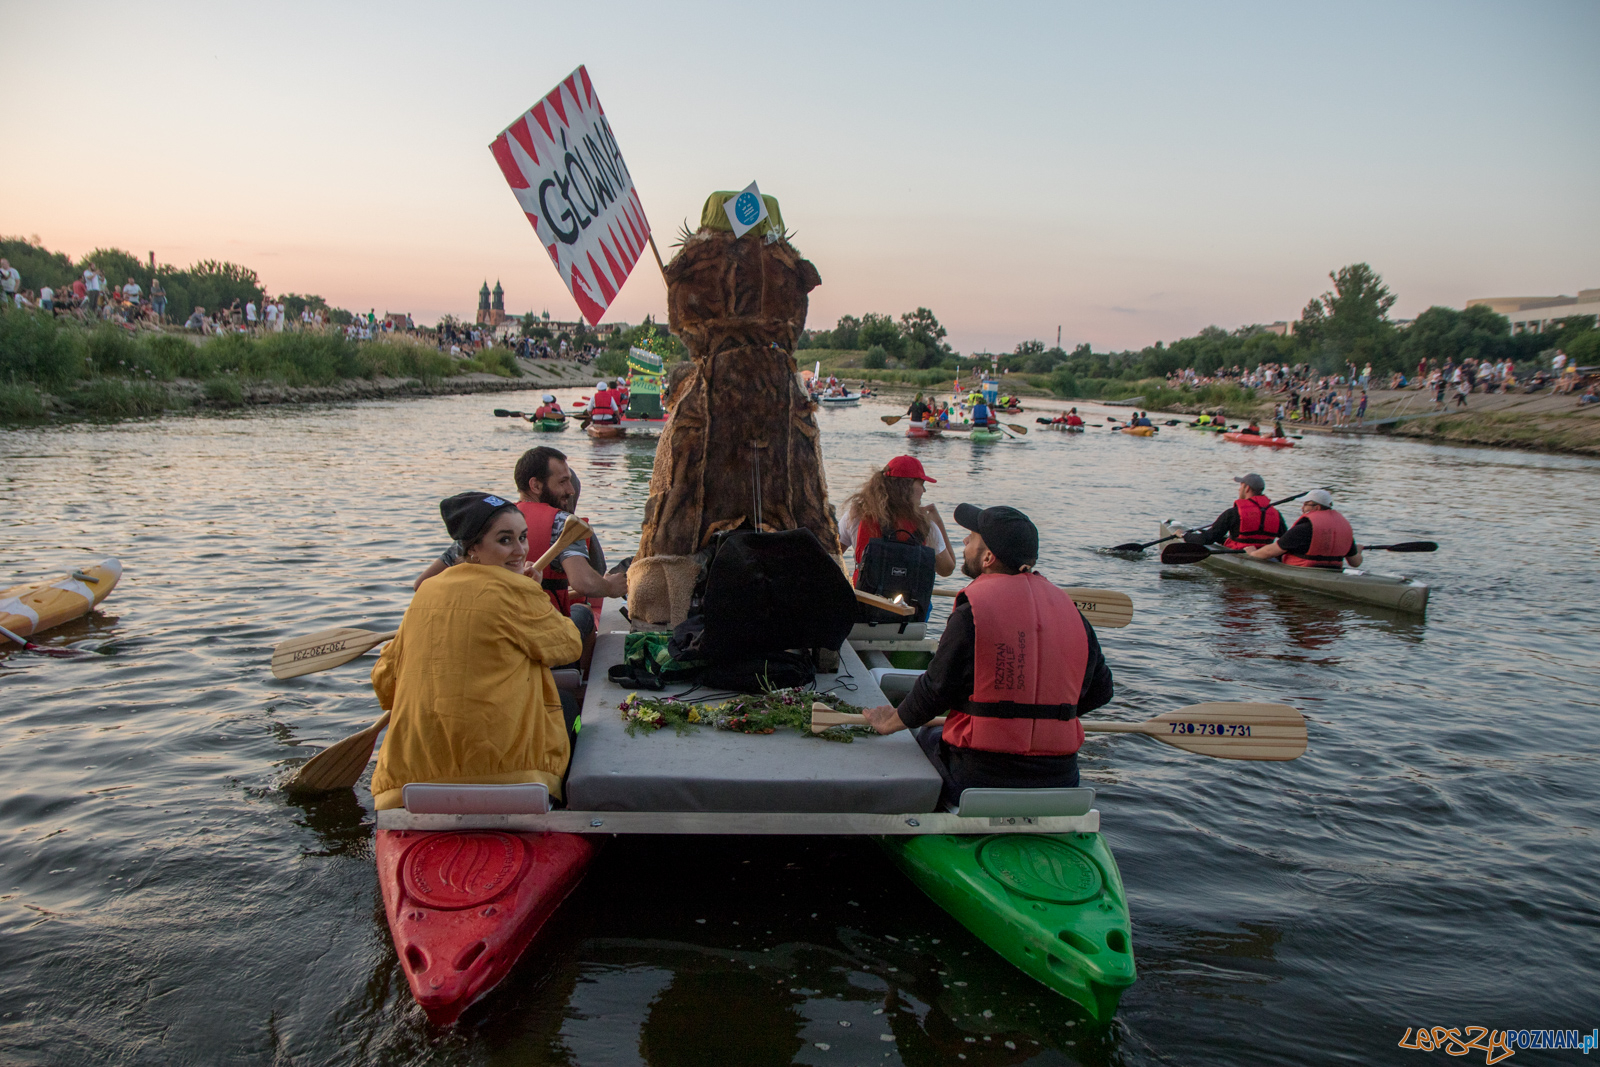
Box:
left=370, top=492, right=583, bottom=811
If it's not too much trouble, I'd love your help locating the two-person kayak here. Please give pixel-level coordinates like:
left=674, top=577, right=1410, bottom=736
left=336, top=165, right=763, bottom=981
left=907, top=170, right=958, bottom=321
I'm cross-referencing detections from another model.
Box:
left=1159, top=521, right=1429, bottom=613
left=1223, top=432, right=1293, bottom=448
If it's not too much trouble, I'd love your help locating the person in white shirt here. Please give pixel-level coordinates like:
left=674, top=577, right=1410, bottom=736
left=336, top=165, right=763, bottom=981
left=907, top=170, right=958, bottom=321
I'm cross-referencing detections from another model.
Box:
left=122, top=278, right=142, bottom=307
left=245, top=301, right=258, bottom=330
left=0, top=259, right=19, bottom=302
left=40, top=285, right=55, bottom=311
left=273, top=300, right=285, bottom=331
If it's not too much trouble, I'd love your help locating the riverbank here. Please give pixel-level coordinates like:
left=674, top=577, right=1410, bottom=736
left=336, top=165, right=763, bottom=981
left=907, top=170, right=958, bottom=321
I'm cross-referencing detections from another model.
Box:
left=0, top=351, right=596, bottom=422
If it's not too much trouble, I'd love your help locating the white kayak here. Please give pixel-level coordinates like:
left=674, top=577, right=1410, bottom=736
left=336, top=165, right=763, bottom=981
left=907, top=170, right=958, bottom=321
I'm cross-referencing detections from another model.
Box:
left=1159, top=523, right=1428, bottom=615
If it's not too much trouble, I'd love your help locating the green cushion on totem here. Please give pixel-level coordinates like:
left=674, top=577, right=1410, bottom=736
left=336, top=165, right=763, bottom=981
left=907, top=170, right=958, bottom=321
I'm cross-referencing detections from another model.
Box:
left=699, top=191, right=785, bottom=237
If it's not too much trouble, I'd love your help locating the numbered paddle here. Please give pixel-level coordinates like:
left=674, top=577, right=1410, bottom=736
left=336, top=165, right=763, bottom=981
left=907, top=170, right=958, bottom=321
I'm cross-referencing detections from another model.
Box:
left=270, top=517, right=595, bottom=679
left=932, top=586, right=1132, bottom=628
left=810, top=701, right=1306, bottom=761
left=284, top=710, right=391, bottom=793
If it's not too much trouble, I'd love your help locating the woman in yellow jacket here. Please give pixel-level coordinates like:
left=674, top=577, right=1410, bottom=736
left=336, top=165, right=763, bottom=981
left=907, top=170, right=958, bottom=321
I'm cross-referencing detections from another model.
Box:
left=370, top=492, right=584, bottom=810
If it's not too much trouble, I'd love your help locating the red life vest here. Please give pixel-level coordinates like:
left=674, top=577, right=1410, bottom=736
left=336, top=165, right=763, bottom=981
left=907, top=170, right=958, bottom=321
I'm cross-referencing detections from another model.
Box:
left=1282, top=509, right=1355, bottom=568
left=590, top=390, right=621, bottom=421
left=518, top=502, right=600, bottom=615
left=1224, top=495, right=1284, bottom=549
left=941, top=572, right=1089, bottom=757
left=851, top=516, right=922, bottom=585
left=1065, top=414, right=1083, bottom=426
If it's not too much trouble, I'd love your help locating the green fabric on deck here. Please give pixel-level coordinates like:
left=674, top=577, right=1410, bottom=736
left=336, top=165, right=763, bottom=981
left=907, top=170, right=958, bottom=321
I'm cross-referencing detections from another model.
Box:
left=699, top=191, right=786, bottom=238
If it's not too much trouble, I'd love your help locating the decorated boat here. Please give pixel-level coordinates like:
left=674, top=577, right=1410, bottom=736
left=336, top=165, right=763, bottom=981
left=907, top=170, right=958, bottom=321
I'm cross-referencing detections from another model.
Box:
left=618, top=346, right=670, bottom=432
left=1158, top=521, right=1429, bottom=614
left=906, top=422, right=942, bottom=438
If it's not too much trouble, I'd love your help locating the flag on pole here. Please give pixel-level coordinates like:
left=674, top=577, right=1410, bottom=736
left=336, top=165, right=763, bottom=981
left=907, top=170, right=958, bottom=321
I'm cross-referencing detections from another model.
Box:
left=722, top=181, right=769, bottom=239
left=489, top=65, right=652, bottom=325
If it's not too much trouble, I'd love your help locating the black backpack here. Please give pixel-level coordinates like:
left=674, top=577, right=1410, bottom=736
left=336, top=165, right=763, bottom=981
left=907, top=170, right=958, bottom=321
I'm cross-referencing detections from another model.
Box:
left=856, top=528, right=937, bottom=623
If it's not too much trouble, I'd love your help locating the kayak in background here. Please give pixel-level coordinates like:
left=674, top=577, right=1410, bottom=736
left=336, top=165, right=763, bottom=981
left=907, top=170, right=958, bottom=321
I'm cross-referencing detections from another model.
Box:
left=586, top=423, right=627, bottom=439
left=821, top=392, right=862, bottom=406
left=970, top=428, right=1004, bottom=443
left=1119, top=426, right=1155, bottom=437
left=525, top=417, right=568, bottom=432
left=1, top=559, right=122, bottom=643
left=1223, top=432, right=1294, bottom=448
left=1158, top=521, right=1429, bottom=614
left=907, top=423, right=942, bottom=439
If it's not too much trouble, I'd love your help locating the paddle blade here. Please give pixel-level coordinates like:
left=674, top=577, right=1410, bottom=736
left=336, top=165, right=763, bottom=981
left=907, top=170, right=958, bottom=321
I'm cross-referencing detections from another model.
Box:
left=1108, top=543, right=1147, bottom=553
left=1139, top=702, right=1306, bottom=761
left=1007, top=423, right=1028, bottom=434
left=284, top=711, right=391, bottom=793
left=1159, top=543, right=1213, bottom=565
left=880, top=415, right=903, bottom=425
left=492, top=409, right=521, bottom=417
left=1061, top=587, right=1133, bottom=628
left=1371, top=541, right=1437, bottom=553
left=271, top=627, right=397, bottom=679
left=528, top=517, right=591, bottom=574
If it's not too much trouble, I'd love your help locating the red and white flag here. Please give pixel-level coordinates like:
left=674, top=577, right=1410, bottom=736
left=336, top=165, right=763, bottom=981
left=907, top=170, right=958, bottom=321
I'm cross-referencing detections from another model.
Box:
left=489, top=66, right=652, bottom=325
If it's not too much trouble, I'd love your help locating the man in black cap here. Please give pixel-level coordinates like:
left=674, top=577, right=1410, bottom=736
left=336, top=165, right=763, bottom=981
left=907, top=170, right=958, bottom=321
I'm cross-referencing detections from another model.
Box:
left=861, top=503, right=1113, bottom=802
left=1181, top=473, right=1285, bottom=551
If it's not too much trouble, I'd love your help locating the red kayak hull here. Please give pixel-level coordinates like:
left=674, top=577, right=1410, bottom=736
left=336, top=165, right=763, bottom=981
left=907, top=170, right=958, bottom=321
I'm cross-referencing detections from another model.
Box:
left=906, top=424, right=941, bottom=438
left=1223, top=432, right=1295, bottom=448
left=376, top=828, right=597, bottom=1025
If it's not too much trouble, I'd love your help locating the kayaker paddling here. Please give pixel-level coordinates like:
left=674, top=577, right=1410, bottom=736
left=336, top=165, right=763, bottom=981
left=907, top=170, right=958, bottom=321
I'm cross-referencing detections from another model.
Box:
left=533, top=393, right=564, bottom=420
left=1183, top=473, right=1287, bottom=550
left=1246, top=489, right=1364, bottom=569
left=840, top=456, right=956, bottom=620
left=861, top=504, right=1114, bottom=804
left=370, top=492, right=584, bottom=810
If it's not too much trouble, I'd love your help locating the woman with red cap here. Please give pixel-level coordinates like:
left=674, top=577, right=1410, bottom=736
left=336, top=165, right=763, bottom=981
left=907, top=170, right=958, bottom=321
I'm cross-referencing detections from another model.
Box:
left=839, top=456, right=956, bottom=620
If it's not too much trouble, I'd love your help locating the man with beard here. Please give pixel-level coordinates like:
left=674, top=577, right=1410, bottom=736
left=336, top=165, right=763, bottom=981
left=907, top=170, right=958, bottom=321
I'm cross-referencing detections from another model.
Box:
left=413, top=448, right=628, bottom=645
left=860, top=504, right=1113, bottom=803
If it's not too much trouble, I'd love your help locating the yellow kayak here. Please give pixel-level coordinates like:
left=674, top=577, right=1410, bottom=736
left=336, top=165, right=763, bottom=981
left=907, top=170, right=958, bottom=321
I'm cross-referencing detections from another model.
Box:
left=0, top=559, right=122, bottom=642
left=1119, top=426, right=1155, bottom=437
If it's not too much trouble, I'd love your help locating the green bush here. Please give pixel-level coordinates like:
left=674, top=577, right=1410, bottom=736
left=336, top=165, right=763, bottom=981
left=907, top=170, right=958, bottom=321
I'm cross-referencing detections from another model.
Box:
left=0, top=307, right=86, bottom=387
left=0, top=382, right=48, bottom=419
left=65, top=379, right=169, bottom=417
left=594, top=349, right=627, bottom=376
left=203, top=376, right=244, bottom=405
left=863, top=345, right=887, bottom=369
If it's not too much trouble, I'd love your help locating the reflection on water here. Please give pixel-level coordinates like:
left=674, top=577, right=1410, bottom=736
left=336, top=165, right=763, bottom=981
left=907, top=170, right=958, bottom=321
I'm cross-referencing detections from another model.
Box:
left=2, top=391, right=1599, bottom=1065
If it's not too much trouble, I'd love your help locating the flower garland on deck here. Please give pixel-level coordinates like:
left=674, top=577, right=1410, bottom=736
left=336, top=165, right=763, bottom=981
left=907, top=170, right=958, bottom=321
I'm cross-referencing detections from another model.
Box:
left=617, top=687, right=872, bottom=742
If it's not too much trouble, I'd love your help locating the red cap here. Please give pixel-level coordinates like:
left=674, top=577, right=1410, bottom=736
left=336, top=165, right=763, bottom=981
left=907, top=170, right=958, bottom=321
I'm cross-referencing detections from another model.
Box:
left=884, top=455, right=936, bottom=482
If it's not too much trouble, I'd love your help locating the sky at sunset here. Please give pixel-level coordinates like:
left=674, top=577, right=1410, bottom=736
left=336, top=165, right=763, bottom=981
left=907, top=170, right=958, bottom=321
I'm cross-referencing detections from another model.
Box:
left=3, top=1, right=1596, bottom=353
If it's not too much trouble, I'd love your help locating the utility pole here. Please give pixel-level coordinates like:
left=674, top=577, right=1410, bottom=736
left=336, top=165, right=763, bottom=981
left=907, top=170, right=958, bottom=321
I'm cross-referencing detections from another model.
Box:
left=1057, top=325, right=1062, bottom=348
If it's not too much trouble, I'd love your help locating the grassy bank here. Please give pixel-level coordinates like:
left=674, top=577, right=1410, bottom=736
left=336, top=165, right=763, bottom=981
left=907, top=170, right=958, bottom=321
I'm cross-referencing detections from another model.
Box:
left=0, top=308, right=522, bottom=420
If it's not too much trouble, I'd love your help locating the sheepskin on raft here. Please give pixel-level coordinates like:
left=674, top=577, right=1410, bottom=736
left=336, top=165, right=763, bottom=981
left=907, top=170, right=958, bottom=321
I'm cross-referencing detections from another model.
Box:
left=628, top=212, right=836, bottom=627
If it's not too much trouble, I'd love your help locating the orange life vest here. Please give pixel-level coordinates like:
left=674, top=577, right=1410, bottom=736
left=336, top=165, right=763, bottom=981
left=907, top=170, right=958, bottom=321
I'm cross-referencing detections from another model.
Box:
left=1282, top=508, right=1355, bottom=568
left=519, top=502, right=601, bottom=615
left=1224, top=495, right=1284, bottom=549
left=941, top=572, right=1088, bottom=757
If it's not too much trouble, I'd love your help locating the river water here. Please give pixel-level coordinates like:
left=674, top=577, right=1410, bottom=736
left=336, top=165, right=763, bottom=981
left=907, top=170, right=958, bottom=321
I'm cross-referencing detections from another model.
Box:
left=2, top=391, right=1597, bottom=1066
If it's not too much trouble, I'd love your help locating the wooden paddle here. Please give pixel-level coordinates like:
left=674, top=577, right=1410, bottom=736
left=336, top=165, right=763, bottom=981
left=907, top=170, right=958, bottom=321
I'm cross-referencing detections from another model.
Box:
left=1005, top=423, right=1028, bottom=435
left=0, top=622, right=93, bottom=658
left=932, top=586, right=1133, bottom=628
left=810, top=701, right=1307, bottom=760
left=270, top=517, right=595, bottom=679
left=492, top=408, right=525, bottom=417
left=855, top=589, right=915, bottom=616
left=881, top=414, right=905, bottom=425
left=283, top=711, right=390, bottom=793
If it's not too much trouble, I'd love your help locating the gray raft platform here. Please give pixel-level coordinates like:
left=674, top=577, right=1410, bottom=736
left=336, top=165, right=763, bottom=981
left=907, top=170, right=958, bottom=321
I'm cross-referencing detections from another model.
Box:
left=376, top=604, right=1099, bottom=835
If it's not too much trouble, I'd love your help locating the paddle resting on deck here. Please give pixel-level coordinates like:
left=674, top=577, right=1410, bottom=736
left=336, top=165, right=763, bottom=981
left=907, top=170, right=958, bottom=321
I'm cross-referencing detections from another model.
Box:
left=931, top=586, right=1133, bottom=629
left=811, top=702, right=1307, bottom=760
left=1108, top=486, right=1332, bottom=552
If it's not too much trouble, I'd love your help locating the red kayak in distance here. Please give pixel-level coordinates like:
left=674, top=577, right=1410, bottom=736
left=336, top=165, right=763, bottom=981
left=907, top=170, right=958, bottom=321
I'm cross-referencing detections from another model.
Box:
left=907, top=423, right=942, bottom=438
left=1223, top=432, right=1295, bottom=448
left=377, top=828, right=597, bottom=1025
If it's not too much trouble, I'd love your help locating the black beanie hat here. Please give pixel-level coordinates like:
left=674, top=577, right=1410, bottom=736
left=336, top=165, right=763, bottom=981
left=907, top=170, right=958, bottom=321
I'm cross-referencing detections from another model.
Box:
left=440, top=492, right=518, bottom=547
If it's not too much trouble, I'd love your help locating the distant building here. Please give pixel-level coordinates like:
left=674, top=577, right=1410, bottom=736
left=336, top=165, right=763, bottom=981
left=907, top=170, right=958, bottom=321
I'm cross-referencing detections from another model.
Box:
left=1467, top=289, right=1600, bottom=334
left=1263, top=321, right=1291, bottom=337
left=470, top=281, right=629, bottom=338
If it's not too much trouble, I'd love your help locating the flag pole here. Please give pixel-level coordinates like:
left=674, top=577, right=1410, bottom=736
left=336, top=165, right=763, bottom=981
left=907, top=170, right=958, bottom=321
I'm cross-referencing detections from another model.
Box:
left=648, top=234, right=668, bottom=282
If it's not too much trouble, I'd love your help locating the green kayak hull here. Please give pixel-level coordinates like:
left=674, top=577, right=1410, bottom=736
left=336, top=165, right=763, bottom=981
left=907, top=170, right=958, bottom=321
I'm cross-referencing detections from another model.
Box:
left=969, top=429, right=1004, bottom=443
left=879, top=830, right=1136, bottom=1022
left=529, top=418, right=568, bottom=432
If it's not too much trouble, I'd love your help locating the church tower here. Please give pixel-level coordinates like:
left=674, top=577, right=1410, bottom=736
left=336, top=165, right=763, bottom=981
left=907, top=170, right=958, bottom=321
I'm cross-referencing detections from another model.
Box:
left=476, top=281, right=492, bottom=325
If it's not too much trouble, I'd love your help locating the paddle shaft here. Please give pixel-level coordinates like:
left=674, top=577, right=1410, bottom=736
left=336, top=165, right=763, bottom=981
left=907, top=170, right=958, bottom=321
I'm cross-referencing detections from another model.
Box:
left=284, top=710, right=392, bottom=793
left=0, top=622, right=87, bottom=656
